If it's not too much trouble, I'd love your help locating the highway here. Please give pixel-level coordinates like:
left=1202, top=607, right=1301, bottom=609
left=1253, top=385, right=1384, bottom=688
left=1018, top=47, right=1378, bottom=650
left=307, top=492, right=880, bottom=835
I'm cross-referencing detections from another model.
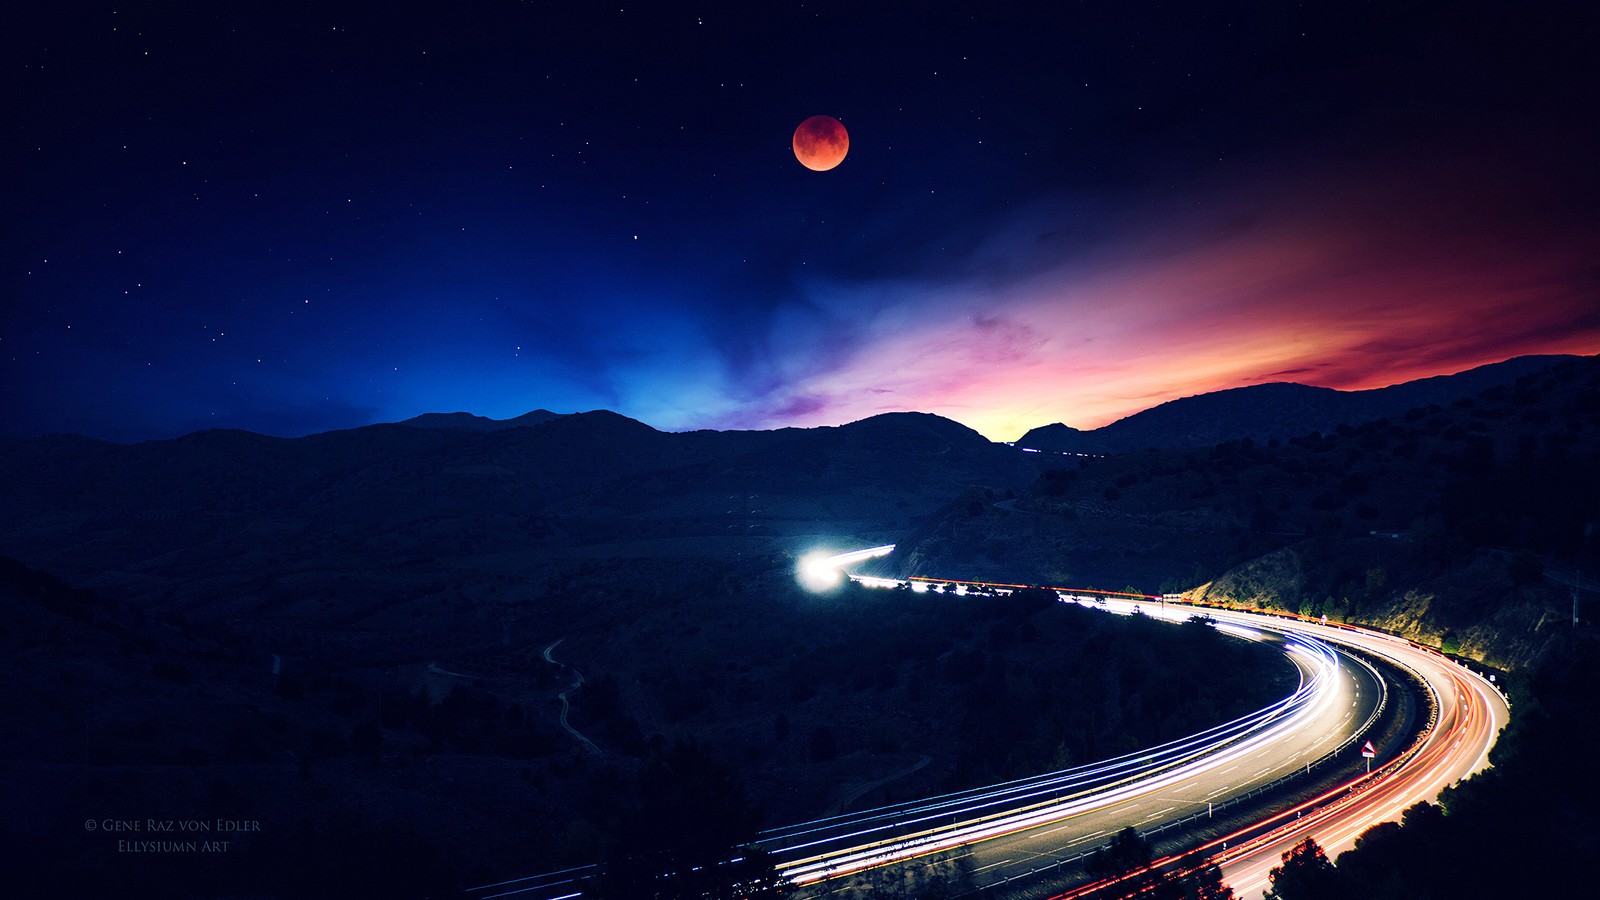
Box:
left=1175, top=603, right=1508, bottom=899
left=763, top=599, right=1381, bottom=891
left=464, top=550, right=1507, bottom=900
left=1034, top=598, right=1509, bottom=900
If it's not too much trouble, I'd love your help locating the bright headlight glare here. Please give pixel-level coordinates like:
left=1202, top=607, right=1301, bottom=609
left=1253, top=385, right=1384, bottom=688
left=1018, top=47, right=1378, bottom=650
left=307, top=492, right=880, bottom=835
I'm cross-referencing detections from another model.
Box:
left=798, top=552, right=843, bottom=591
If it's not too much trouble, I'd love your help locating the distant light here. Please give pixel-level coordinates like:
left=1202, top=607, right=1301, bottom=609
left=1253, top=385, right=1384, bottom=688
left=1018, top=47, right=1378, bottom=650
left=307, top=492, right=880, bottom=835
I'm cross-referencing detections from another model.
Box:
left=1213, top=622, right=1264, bottom=641
left=798, top=551, right=844, bottom=592
left=855, top=576, right=903, bottom=589
left=797, top=544, right=895, bottom=593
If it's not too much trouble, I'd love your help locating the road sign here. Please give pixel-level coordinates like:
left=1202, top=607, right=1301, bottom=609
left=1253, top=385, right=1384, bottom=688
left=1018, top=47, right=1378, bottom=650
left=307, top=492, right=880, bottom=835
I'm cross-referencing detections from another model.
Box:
left=1361, top=740, right=1376, bottom=757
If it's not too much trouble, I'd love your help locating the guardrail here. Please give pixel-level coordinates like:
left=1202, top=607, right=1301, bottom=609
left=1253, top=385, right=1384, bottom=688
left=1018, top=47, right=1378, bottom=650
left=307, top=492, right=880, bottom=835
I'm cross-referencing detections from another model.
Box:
left=773, top=623, right=1347, bottom=886
left=947, top=636, right=1446, bottom=899
left=1177, top=598, right=1512, bottom=713
left=935, top=638, right=1410, bottom=897
left=474, top=573, right=1495, bottom=900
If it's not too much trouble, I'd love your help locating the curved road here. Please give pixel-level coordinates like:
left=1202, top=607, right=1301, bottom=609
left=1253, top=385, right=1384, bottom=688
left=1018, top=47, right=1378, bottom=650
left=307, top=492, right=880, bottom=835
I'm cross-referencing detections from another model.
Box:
left=764, top=608, right=1380, bottom=889
left=465, top=555, right=1507, bottom=900
left=1180, top=604, right=1508, bottom=898
left=1038, top=598, right=1508, bottom=900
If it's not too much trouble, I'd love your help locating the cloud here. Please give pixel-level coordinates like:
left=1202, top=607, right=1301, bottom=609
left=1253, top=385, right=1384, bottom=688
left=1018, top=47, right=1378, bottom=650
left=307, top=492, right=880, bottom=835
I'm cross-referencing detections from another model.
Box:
left=704, top=151, right=1600, bottom=440
left=1249, top=367, right=1323, bottom=381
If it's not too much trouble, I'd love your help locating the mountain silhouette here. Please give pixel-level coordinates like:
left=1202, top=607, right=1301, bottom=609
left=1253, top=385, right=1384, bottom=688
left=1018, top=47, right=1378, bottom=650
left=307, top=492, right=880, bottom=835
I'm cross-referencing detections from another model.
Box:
left=1017, top=355, right=1579, bottom=454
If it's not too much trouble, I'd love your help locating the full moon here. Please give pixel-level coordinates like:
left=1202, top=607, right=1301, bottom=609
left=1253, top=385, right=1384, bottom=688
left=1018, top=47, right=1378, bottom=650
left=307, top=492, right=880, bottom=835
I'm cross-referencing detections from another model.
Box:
left=793, top=115, right=849, bottom=171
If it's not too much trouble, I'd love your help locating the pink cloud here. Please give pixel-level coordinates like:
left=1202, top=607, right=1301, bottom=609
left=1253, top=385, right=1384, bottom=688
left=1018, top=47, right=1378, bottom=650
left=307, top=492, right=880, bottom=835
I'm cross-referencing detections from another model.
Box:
left=743, top=156, right=1600, bottom=440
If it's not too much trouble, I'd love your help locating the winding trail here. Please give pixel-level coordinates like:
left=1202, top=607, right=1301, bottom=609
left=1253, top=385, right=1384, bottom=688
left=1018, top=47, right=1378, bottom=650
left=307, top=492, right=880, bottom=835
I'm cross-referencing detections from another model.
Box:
left=828, top=754, right=934, bottom=816
left=543, top=638, right=601, bottom=755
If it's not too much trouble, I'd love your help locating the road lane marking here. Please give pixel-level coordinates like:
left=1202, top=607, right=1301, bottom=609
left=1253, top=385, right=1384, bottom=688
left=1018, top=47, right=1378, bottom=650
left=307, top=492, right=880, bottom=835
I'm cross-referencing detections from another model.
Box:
left=1034, top=820, right=1085, bottom=838
left=972, top=859, right=1013, bottom=874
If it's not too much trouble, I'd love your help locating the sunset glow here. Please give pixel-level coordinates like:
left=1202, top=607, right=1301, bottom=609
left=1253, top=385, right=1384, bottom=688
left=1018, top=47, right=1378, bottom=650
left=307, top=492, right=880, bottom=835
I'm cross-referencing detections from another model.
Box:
left=6, top=5, right=1594, bottom=443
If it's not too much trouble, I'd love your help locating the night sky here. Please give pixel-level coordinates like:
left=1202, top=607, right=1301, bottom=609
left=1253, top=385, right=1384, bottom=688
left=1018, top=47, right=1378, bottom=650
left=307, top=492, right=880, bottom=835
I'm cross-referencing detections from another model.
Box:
left=6, top=1, right=1597, bottom=443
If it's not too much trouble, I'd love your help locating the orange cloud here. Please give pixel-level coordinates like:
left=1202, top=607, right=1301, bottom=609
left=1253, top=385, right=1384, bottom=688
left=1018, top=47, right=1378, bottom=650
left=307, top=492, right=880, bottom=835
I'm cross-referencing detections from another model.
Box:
left=742, top=157, right=1600, bottom=440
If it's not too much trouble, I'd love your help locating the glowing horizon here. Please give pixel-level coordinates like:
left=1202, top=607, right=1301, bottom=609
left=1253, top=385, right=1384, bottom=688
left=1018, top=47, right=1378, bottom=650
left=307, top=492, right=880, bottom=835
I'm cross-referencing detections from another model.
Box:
left=637, top=160, right=1600, bottom=443
left=8, top=6, right=1595, bottom=446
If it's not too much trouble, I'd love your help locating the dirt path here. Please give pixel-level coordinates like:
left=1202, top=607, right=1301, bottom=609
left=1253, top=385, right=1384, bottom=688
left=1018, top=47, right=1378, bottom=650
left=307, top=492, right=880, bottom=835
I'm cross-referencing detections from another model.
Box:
left=828, top=754, right=934, bottom=815
left=543, top=638, right=601, bottom=755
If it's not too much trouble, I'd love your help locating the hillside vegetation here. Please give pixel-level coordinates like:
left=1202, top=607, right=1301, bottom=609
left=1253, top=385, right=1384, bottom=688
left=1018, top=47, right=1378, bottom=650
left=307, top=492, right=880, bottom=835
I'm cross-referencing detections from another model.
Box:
left=897, top=355, right=1600, bottom=669
left=1016, top=355, right=1574, bottom=454
left=6, top=354, right=1597, bottom=896
left=0, top=554, right=1290, bottom=893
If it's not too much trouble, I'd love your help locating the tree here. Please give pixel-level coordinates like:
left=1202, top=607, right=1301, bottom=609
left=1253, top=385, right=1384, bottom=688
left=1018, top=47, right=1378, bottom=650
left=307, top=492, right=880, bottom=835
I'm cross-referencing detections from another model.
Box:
left=1164, top=855, right=1235, bottom=900
left=1505, top=550, right=1543, bottom=585
left=594, top=739, right=788, bottom=899
left=1088, top=826, right=1152, bottom=881
left=1263, top=837, right=1345, bottom=900
left=837, top=849, right=972, bottom=900
left=997, top=586, right=1058, bottom=617
left=349, top=721, right=380, bottom=763
left=807, top=724, right=838, bottom=762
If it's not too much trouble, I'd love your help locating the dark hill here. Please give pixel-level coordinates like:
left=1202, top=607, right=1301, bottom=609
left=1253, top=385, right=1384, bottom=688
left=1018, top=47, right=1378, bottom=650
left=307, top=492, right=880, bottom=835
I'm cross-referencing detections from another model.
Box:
left=0, top=409, right=1039, bottom=612
left=1017, top=354, right=1580, bottom=453
left=398, top=409, right=562, bottom=430
left=896, top=354, right=1600, bottom=668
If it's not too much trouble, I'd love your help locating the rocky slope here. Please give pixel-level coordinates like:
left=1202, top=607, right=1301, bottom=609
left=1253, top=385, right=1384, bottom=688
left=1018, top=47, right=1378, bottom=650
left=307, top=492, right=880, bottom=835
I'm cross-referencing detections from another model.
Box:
left=1188, top=541, right=1569, bottom=671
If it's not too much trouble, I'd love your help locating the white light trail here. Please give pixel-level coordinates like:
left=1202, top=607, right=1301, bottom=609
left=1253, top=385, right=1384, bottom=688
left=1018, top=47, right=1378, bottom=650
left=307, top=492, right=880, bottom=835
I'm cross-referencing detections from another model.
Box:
left=797, top=544, right=895, bottom=592
left=765, top=606, right=1345, bottom=886
left=479, top=550, right=1491, bottom=900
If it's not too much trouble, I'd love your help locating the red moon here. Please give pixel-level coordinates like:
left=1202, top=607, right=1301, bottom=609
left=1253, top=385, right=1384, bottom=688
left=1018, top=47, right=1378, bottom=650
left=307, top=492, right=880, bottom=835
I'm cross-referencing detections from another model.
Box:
left=793, top=115, right=849, bottom=171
